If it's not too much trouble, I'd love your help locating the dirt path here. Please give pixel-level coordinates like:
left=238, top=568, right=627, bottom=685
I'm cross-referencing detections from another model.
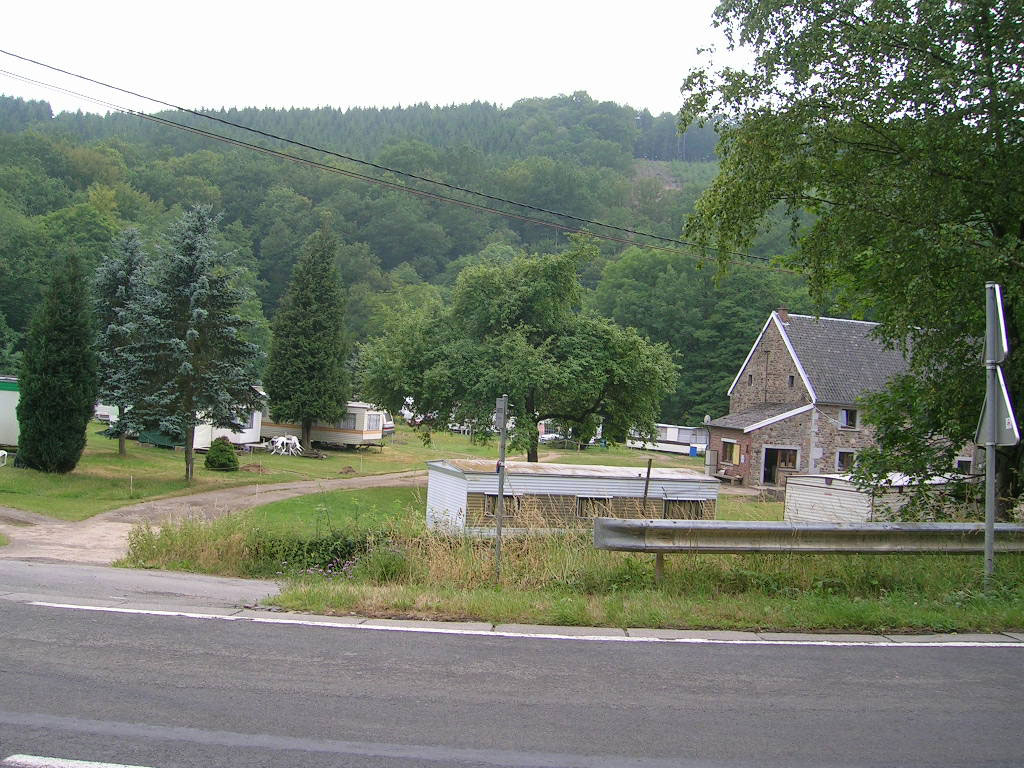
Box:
left=0, top=470, right=427, bottom=566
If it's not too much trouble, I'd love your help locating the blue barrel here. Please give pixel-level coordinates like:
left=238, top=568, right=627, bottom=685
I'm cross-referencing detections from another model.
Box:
left=689, top=445, right=697, bottom=457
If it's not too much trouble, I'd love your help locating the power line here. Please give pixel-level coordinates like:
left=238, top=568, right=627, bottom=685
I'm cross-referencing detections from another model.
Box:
left=0, top=49, right=776, bottom=265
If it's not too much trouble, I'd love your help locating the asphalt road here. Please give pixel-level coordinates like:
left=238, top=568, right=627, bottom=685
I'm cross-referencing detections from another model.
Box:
left=1, top=594, right=1022, bottom=767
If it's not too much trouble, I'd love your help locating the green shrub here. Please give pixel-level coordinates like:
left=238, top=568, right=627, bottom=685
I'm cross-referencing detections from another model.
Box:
left=204, top=437, right=239, bottom=471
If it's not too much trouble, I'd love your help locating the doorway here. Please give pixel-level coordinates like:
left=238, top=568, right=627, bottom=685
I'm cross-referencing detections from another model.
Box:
left=763, top=447, right=798, bottom=485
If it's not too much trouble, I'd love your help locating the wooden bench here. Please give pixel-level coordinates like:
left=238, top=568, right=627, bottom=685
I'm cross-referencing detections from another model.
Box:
left=713, top=472, right=742, bottom=485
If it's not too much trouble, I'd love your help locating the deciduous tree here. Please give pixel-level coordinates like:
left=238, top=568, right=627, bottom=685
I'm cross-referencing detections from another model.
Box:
left=361, top=237, right=677, bottom=460
left=680, top=1, right=1024, bottom=505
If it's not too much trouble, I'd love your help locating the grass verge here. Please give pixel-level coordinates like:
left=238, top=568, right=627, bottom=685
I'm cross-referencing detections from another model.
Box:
left=120, top=487, right=1024, bottom=632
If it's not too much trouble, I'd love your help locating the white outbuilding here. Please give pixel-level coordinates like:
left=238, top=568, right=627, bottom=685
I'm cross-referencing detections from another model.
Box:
left=0, top=376, right=17, bottom=447
left=783, top=473, right=956, bottom=523
left=426, top=459, right=720, bottom=533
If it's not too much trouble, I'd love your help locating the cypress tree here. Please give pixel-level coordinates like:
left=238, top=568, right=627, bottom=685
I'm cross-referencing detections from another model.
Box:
left=131, top=206, right=263, bottom=481
left=94, top=228, right=146, bottom=456
left=265, top=221, right=350, bottom=451
left=15, top=254, right=98, bottom=473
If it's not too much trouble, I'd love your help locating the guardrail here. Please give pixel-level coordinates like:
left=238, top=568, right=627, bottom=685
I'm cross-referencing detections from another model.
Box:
left=593, top=518, right=1024, bottom=582
left=594, top=518, right=1024, bottom=554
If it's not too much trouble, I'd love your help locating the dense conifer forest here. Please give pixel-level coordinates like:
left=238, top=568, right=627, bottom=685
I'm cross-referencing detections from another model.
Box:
left=0, top=92, right=814, bottom=422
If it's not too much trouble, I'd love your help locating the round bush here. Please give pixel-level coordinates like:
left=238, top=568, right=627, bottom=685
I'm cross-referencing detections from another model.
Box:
left=204, top=437, right=239, bottom=471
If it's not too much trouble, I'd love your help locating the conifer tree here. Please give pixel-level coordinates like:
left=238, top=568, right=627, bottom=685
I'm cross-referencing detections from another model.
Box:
left=265, top=221, right=350, bottom=451
left=131, top=206, right=263, bottom=481
left=94, top=228, right=146, bottom=456
left=15, top=254, right=97, bottom=473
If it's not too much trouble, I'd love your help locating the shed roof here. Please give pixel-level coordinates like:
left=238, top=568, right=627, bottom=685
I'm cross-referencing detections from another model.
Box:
left=429, top=459, right=710, bottom=481
left=781, top=314, right=908, bottom=404
left=707, top=403, right=806, bottom=431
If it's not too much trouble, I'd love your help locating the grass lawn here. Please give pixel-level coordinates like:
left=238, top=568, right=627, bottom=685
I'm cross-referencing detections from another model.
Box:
left=0, top=532, right=7, bottom=547
left=0, top=423, right=709, bottom=521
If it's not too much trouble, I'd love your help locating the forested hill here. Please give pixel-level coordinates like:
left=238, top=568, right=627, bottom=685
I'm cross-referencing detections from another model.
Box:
left=0, top=91, right=812, bottom=423
left=5, top=92, right=718, bottom=164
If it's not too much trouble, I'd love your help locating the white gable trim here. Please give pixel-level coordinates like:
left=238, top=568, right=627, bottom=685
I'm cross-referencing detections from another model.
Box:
left=773, top=313, right=818, bottom=403
left=727, top=314, right=774, bottom=396
left=742, top=403, right=814, bottom=433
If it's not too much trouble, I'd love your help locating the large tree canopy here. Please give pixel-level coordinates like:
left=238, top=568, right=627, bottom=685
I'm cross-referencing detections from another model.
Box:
left=129, top=206, right=263, bottom=481
left=590, top=246, right=813, bottom=424
left=681, top=0, right=1024, bottom=502
left=360, top=237, right=677, bottom=460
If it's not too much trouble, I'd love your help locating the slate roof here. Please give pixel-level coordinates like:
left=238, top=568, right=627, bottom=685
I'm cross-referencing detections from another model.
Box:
left=781, top=314, right=908, bottom=404
left=707, top=403, right=803, bottom=431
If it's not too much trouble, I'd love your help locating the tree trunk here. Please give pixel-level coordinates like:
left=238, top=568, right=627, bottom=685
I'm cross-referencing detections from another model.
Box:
left=118, top=433, right=126, bottom=457
left=184, top=424, right=195, bottom=482
left=302, top=418, right=313, bottom=453
left=526, top=392, right=539, bottom=462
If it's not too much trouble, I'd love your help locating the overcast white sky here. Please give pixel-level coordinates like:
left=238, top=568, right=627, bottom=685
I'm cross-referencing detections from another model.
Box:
left=1, top=1, right=742, bottom=117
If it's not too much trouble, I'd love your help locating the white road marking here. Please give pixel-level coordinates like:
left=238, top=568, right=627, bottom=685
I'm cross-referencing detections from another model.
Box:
left=27, top=601, right=1024, bottom=648
left=2, top=755, right=153, bottom=768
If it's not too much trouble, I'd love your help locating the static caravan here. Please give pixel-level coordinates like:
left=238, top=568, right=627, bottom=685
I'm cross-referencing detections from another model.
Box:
left=784, top=473, right=955, bottom=523
left=0, top=376, right=17, bottom=447
left=426, top=459, right=720, bottom=533
left=261, top=401, right=393, bottom=447
left=627, top=424, right=709, bottom=456
left=130, top=386, right=266, bottom=451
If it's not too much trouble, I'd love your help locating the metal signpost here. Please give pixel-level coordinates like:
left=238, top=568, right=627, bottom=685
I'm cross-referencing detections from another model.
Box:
left=977, top=283, right=1020, bottom=581
left=494, top=394, right=508, bottom=581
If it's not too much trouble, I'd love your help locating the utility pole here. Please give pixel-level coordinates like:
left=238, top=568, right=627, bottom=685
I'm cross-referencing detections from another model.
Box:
left=494, top=394, right=508, bottom=582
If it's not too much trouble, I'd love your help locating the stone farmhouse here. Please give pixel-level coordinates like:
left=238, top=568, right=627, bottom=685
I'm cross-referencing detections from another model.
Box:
left=706, top=308, right=910, bottom=487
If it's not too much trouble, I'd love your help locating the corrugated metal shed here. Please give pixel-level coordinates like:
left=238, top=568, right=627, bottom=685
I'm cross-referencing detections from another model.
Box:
left=426, top=459, right=720, bottom=531
left=784, top=473, right=953, bottom=523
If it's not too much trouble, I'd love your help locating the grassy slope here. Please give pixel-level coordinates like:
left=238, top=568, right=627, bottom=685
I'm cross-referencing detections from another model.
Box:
left=121, top=483, right=1024, bottom=632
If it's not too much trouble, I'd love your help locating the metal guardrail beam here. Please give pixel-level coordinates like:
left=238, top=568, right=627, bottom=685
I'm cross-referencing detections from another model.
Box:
left=593, top=518, right=1024, bottom=554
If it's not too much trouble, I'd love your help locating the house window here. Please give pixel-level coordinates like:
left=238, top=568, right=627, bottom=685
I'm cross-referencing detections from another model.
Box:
left=840, top=409, right=858, bottom=429
left=788, top=375, right=795, bottom=388
left=367, top=413, right=381, bottom=430
left=340, top=413, right=357, bottom=430
left=747, top=373, right=753, bottom=386
left=577, top=497, right=611, bottom=518
left=956, top=458, right=972, bottom=473
left=484, top=494, right=521, bottom=518
left=721, top=440, right=740, bottom=464
left=836, top=451, right=855, bottom=472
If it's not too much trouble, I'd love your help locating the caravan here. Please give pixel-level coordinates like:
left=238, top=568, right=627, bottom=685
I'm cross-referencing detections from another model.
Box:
left=261, top=401, right=394, bottom=447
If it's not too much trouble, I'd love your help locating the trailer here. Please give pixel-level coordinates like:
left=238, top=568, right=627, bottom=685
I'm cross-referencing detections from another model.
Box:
left=261, top=401, right=393, bottom=447
left=0, top=376, right=18, bottom=447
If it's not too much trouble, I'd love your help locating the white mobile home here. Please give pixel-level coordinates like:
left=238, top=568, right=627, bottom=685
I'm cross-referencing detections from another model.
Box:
left=627, top=423, right=709, bottom=455
left=261, top=401, right=393, bottom=447
left=0, top=377, right=18, bottom=447
left=784, top=473, right=955, bottom=523
left=426, top=459, right=720, bottom=532
left=131, top=386, right=266, bottom=450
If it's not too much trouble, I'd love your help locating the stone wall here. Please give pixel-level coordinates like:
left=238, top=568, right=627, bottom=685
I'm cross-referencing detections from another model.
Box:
left=730, top=318, right=811, bottom=412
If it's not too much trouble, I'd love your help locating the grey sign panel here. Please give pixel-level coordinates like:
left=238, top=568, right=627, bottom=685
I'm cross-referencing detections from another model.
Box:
left=976, top=367, right=1020, bottom=447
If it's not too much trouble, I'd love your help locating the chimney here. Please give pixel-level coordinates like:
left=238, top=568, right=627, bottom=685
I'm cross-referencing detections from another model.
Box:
left=777, top=306, right=790, bottom=323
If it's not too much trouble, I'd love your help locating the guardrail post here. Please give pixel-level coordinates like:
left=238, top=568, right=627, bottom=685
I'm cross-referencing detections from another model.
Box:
left=654, top=553, right=664, bottom=585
